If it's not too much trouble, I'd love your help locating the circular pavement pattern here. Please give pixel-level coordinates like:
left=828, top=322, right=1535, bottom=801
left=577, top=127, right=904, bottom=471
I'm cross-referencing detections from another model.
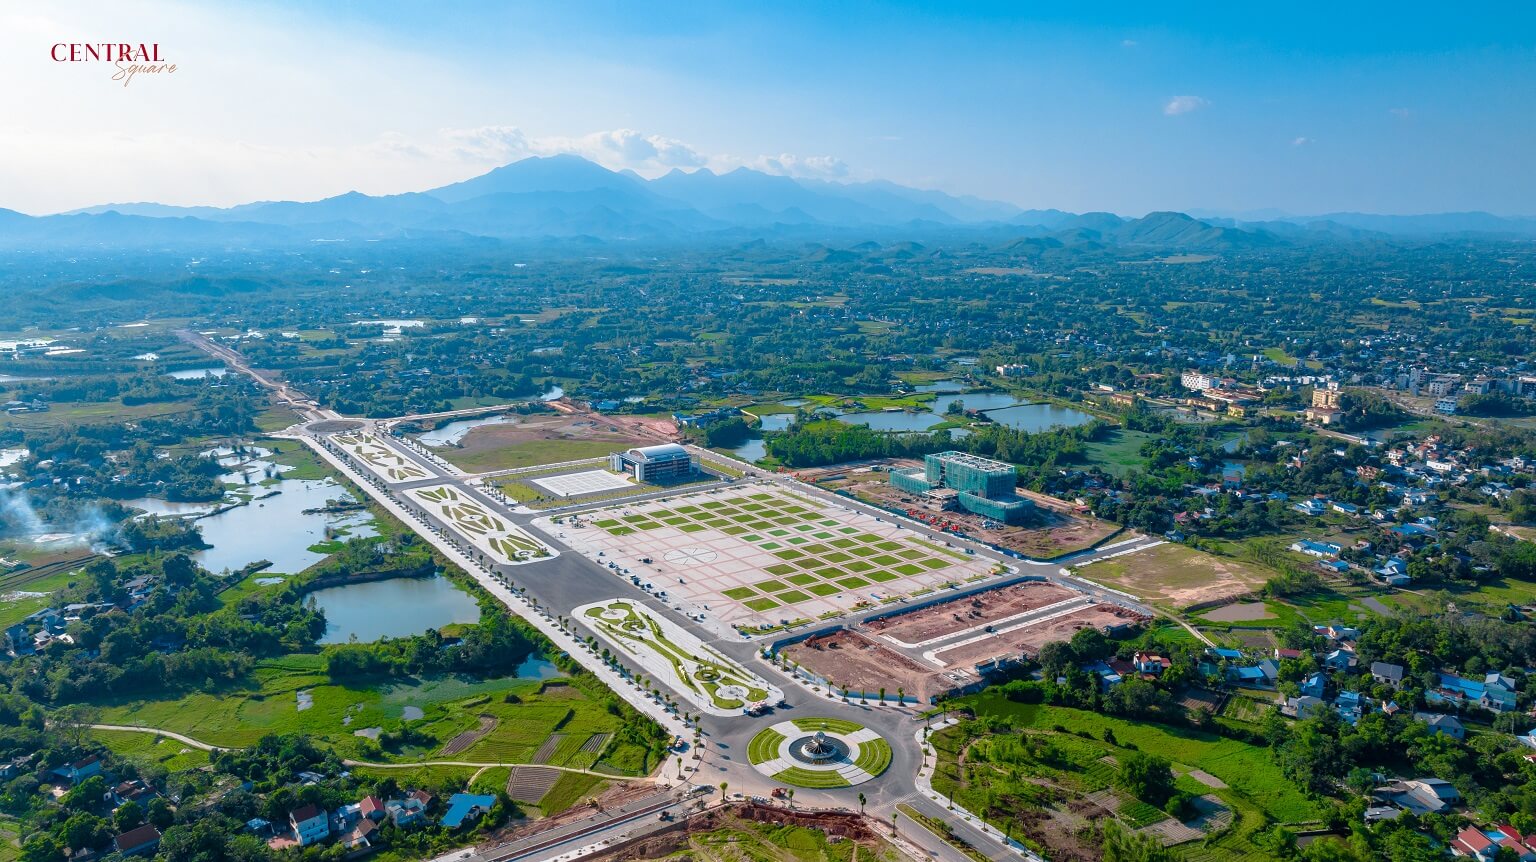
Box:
left=746, top=718, right=892, bottom=789
left=664, top=547, right=719, bottom=565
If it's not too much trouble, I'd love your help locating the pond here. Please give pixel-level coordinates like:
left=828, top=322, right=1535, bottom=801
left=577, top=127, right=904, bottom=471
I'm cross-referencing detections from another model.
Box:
left=721, top=437, right=768, bottom=463
left=417, top=415, right=516, bottom=447
left=166, top=367, right=228, bottom=380
left=944, top=391, right=1022, bottom=412
left=541, top=385, right=565, bottom=401
left=192, top=478, right=377, bottom=574
left=123, top=497, right=224, bottom=518
left=981, top=403, right=1095, bottom=432
left=912, top=380, right=966, bottom=393
left=0, top=448, right=29, bottom=468
left=756, top=413, right=797, bottom=432
left=311, top=575, right=482, bottom=644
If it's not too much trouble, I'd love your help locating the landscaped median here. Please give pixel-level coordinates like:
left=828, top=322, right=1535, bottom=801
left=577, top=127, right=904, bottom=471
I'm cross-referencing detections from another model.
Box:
left=574, top=599, right=782, bottom=716
left=746, top=717, right=891, bottom=788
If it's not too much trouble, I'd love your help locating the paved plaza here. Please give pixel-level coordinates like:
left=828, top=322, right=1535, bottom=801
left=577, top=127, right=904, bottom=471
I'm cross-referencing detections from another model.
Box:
left=530, top=468, right=635, bottom=498
left=546, top=486, right=998, bottom=629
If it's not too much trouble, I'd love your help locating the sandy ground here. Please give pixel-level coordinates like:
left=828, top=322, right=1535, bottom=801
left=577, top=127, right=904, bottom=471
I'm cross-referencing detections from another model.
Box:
left=782, top=630, right=948, bottom=702
left=1074, top=542, right=1270, bottom=608
left=931, top=604, right=1149, bottom=667
left=864, top=580, right=1078, bottom=644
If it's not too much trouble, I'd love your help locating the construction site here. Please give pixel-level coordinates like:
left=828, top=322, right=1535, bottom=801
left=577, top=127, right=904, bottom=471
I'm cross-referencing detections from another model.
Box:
left=781, top=579, right=1150, bottom=703
left=803, top=460, right=1120, bottom=558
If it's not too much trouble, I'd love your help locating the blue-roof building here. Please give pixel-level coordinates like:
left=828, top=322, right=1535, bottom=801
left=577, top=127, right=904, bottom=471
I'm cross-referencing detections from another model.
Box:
left=441, top=794, right=497, bottom=829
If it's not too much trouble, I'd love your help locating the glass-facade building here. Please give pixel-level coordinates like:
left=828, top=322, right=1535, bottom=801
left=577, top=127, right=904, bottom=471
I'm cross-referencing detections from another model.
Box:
left=889, top=451, right=1033, bottom=525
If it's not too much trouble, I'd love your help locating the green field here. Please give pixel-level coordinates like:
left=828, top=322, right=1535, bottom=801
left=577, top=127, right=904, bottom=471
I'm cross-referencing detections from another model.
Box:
left=772, top=766, right=851, bottom=788
left=92, top=654, right=658, bottom=775
left=933, top=692, right=1321, bottom=857
left=1078, top=428, right=1156, bottom=477
left=441, top=439, right=628, bottom=473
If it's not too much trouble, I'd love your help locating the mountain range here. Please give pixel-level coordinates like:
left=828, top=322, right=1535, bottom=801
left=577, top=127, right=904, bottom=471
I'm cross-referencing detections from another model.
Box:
left=3, top=154, right=1534, bottom=249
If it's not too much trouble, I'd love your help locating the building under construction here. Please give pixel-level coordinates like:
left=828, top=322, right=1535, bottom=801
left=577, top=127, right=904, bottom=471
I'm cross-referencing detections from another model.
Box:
left=888, top=450, right=1034, bottom=525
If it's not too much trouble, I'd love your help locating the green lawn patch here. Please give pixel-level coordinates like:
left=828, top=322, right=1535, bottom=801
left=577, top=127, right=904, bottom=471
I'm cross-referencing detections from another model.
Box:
left=722, top=587, right=757, bottom=600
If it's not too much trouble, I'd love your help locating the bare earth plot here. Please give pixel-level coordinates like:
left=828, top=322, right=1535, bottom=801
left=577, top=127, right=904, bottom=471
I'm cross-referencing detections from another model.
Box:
left=1072, top=542, right=1270, bottom=609
left=864, top=580, right=1078, bottom=646
left=928, top=603, right=1149, bottom=667
left=782, top=629, right=951, bottom=703
left=545, top=486, right=999, bottom=630
left=432, top=410, right=672, bottom=473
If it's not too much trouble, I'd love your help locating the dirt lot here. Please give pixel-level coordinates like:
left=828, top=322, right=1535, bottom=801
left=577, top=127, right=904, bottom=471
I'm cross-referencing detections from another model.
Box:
left=930, top=603, right=1149, bottom=667
left=1071, top=541, right=1271, bottom=609
left=782, top=629, right=949, bottom=702
left=864, top=580, right=1078, bottom=645
left=815, top=466, right=1120, bottom=558
left=436, top=407, right=674, bottom=472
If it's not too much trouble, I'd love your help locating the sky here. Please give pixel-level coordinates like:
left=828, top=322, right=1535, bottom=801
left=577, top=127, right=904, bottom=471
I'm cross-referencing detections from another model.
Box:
left=2, top=1, right=1534, bottom=216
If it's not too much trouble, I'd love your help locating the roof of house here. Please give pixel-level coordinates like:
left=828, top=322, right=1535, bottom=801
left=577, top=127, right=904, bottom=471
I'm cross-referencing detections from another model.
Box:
left=441, top=793, right=497, bottom=828
left=1370, top=661, right=1405, bottom=680
left=290, top=803, right=324, bottom=823
left=115, top=825, right=161, bottom=851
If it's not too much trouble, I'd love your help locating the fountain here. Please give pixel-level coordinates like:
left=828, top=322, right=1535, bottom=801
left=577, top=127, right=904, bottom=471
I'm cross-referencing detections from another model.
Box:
left=789, top=728, right=849, bottom=765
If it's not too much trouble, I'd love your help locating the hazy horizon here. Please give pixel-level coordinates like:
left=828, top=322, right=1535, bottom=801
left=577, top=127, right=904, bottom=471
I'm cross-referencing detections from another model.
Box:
left=3, top=1, right=1534, bottom=216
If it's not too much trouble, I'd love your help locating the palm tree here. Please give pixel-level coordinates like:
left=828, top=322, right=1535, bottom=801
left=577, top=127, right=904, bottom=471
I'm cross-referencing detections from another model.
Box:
left=896, top=687, right=904, bottom=706
left=878, top=687, right=886, bottom=704
left=857, top=792, right=866, bottom=814
left=785, top=789, right=794, bottom=809
left=890, top=811, right=898, bottom=836
left=719, top=781, right=728, bottom=799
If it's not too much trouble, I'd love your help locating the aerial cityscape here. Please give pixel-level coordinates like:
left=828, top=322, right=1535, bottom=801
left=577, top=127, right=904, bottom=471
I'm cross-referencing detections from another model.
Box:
left=2, top=4, right=1536, bottom=862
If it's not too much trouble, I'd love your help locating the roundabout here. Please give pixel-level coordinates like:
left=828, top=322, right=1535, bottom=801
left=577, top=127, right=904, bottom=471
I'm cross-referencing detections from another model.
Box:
left=746, top=717, right=892, bottom=788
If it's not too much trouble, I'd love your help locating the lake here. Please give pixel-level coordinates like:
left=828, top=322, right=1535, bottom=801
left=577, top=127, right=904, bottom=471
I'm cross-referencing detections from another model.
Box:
left=913, top=380, right=966, bottom=393
left=311, top=575, right=482, bottom=643
left=192, top=478, right=377, bottom=574
left=838, top=410, right=945, bottom=432
left=982, top=403, right=1095, bottom=432
left=756, top=413, right=797, bottom=432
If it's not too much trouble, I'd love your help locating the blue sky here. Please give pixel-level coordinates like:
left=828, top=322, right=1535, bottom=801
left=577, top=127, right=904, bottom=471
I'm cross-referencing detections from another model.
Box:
left=2, top=1, right=1533, bottom=214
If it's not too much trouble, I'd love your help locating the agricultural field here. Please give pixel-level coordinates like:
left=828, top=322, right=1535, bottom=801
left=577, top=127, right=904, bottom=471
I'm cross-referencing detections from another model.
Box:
left=576, top=599, right=780, bottom=714
left=408, top=484, right=552, bottom=562
left=932, top=693, right=1321, bottom=860
left=1071, top=542, right=1272, bottom=610
left=90, top=654, right=661, bottom=778
left=333, top=432, right=432, bottom=482
left=548, top=486, right=1000, bottom=631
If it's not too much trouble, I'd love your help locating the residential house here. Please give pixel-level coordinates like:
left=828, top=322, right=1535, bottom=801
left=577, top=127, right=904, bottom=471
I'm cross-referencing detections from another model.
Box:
left=1323, top=649, right=1355, bottom=671
left=1285, top=695, right=1326, bottom=719
left=1451, top=824, right=1536, bottom=861
left=1300, top=672, right=1327, bottom=699
left=1332, top=501, right=1361, bottom=517
left=113, top=825, right=161, bottom=857
left=289, top=804, right=329, bottom=847
left=341, top=819, right=377, bottom=850
left=1415, top=712, right=1466, bottom=740
left=1373, top=777, right=1462, bottom=815
left=1291, top=540, right=1343, bottom=558
left=1318, top=559, right=1351, bottom=574
left=441, top=793, right=497, bottom=829
left=1335, top=690, right=1368, bottom=725
left=51, top=755, right=102, bottom=785
left=385, top=796, right=428, bottom=828
left=1370, top=662, right=1406, bottom=688
left=359, top=796, right=386, bottom=822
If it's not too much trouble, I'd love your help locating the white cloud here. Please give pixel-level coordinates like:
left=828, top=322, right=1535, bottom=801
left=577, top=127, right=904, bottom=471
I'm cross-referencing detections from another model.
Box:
left=1292, top=136, right=1313, bottom=147
left=1121, top=39, right=1138, bottom=48
left=1163, top=95, right=1210, bottom=116
left=1389, top=107, right=1413, bottom=119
